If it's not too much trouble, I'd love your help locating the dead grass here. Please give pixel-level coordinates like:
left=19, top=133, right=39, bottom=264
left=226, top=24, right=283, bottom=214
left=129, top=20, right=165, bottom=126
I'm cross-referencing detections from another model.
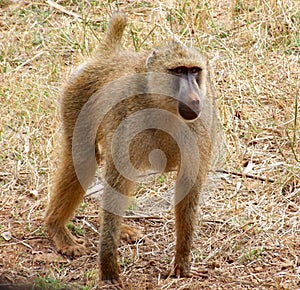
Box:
left=0, top=0, right=299, bottom=289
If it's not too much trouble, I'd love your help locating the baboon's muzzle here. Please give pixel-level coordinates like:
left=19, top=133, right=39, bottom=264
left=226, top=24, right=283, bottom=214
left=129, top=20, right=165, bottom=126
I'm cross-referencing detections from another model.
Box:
left=178, top=100, right=201, bottom=121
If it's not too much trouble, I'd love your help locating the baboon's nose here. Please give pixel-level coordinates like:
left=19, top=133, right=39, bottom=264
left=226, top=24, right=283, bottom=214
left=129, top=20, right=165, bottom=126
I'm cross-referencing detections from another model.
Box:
left=178, top=95, right=201, bottom=121
left=190, top=98, right=201, bottom=111
left=188, top=94, right=202, bottom=115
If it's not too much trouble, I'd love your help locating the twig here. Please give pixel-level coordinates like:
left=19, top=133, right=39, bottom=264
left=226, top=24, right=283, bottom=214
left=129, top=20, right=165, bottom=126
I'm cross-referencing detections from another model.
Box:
left=47, top=0, right=81, bottom=20
left=124, top=215, right=163, bottom=220
left=139, top=25, right=157, bottom=48
left=200, top=18, right=262, bottom=40
left=82, top=220, right=98, bottom=234
left=0, top=238, right=34, bottom=250
left=216, top=169, right=275, bottom=183
left=9, top=51, right=45, bottom=74
left=202, top=219, right=226, bottom=224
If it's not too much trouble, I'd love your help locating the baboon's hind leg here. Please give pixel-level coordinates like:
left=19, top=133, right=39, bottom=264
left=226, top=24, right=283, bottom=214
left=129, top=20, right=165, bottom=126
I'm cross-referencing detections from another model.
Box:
left=46, top=145, right=97, bottom=256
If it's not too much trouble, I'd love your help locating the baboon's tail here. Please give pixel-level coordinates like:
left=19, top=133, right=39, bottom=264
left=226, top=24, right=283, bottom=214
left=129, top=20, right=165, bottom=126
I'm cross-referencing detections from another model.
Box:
left=101, top=12, right=127, bottom=54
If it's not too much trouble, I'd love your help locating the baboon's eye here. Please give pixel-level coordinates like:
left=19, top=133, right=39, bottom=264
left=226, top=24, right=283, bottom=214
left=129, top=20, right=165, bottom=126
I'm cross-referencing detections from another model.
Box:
left=170, top=67, right=187, bottom=74
left=190, top=67, right=201, bottom=74
left=175, top=67, right=183, bottom=74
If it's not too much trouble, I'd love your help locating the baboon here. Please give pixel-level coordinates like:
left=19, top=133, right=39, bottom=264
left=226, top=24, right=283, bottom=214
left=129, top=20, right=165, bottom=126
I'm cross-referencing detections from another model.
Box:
left=45, top=12, right=221, bottom=287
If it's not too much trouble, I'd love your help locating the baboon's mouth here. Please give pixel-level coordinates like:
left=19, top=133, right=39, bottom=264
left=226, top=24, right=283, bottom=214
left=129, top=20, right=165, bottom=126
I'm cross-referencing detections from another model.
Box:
left=178, top=102, right=200, bottom=121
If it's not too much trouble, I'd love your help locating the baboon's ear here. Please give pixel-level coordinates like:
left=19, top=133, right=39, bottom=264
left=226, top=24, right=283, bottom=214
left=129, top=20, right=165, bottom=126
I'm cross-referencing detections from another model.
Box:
left=172, top=40, right=183, bottom=48
left=146, top=50, right=157, bottom=68
left=170, top=39, right=185, bottom=52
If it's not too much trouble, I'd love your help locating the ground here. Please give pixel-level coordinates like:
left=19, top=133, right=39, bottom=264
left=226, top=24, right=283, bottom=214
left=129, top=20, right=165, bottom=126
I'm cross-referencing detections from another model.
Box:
left=0, top=0, right=299, bottom=289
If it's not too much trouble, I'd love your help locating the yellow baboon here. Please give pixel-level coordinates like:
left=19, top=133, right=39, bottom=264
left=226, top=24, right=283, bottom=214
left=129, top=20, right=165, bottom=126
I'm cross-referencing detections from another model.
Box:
left=46, top=12, right=221, bottom=287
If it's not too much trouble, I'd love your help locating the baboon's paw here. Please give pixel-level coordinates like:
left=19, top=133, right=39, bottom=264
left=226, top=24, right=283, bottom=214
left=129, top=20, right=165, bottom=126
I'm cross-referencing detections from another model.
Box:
left=58, top=243, right=86, bottom=257
left=99, top=278, right=124, bottom=290
left=74, top=236, right=85, bottom=244
left=174, top=266, right=192, bottom=278
left=50, top=227, right=87, bottom=257
left=120, top=223, right=144, bottom=243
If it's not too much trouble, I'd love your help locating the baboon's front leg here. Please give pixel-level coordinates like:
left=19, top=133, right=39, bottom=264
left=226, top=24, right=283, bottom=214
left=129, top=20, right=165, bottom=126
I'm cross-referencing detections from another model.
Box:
left=174, top=175, right=202, bottom=277
left=99, top=162, right=134, bottom=286
left=99, top=209, right=123, bottom=285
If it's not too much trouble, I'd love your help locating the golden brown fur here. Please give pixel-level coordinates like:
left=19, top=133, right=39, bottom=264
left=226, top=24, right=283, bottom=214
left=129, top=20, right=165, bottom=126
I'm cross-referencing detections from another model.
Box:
left=45, top=12, right=220, bottom=287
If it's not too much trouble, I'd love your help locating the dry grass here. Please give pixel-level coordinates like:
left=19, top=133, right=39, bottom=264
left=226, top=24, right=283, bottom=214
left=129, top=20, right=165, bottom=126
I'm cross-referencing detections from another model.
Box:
left=0, top=0, right=299, bottom=289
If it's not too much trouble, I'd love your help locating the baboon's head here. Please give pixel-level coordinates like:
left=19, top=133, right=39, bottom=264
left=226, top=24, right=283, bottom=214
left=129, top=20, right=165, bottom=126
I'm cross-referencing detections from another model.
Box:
left=146, top=41, right=208, bottom=122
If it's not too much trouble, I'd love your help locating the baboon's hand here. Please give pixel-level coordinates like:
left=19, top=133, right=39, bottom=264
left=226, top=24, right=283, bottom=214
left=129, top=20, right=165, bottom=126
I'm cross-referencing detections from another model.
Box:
left=174, top=261, right=192, bottom=278
left=100, top=254, right=122, bottom=288
left=99, top=278, right=124, bottom=290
